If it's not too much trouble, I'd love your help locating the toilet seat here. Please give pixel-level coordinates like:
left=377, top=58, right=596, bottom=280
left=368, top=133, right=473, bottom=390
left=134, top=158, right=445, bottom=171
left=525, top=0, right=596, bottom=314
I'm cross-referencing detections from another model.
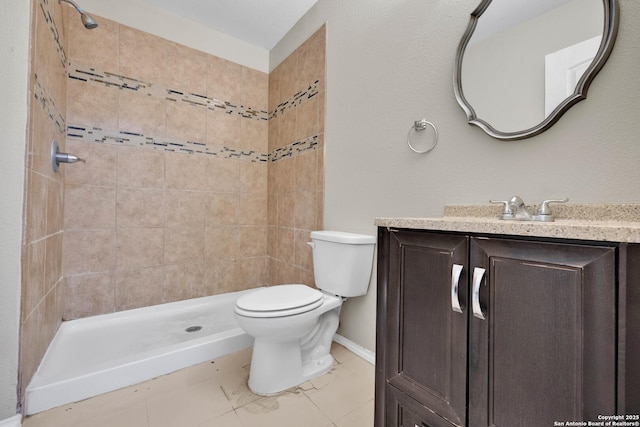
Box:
left=235, top=284, right=324, bottom=318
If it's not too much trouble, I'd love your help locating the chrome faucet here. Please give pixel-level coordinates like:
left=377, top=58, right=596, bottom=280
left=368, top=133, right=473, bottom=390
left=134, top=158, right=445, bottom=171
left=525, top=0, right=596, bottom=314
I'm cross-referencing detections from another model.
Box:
left=490, top=196, right=568, bottom=222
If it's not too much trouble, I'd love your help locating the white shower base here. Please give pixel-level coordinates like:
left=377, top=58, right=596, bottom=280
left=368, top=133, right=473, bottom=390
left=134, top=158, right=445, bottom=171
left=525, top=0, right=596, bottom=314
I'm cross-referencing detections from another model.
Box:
left=24, top=289, right=257, bottom=415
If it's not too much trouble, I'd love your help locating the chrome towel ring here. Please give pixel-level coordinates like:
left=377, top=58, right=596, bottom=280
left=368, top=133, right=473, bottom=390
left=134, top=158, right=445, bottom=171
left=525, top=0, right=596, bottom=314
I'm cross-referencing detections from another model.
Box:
left=407, top=119, right=438, bottom=154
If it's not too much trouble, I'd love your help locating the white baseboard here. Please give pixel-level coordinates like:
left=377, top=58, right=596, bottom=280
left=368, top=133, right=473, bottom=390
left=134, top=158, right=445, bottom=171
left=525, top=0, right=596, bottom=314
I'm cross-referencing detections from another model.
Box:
left=0, top=414, right=21, bottom=427
left=333, top=334, right=375, bottom=365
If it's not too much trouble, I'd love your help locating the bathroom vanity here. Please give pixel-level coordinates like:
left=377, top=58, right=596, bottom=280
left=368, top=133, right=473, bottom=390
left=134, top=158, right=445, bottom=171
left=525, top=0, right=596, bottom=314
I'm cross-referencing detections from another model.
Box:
left=374, top=205, right=640, bottom=427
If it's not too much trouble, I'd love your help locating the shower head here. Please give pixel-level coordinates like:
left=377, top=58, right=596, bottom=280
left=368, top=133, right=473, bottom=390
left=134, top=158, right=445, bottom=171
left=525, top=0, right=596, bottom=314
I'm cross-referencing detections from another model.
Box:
left=59, top=0, right=98, bottom=29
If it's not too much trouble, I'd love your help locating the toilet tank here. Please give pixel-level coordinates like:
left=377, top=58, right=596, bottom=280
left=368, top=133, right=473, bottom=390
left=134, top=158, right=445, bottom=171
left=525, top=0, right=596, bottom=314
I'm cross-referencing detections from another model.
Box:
left=310, top=231, right=376, bottom=297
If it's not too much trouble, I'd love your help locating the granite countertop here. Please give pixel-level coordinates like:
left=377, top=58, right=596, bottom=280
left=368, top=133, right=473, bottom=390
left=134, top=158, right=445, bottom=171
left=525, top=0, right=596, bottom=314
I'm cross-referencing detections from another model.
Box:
left=374, top=204, right=640, bottom=243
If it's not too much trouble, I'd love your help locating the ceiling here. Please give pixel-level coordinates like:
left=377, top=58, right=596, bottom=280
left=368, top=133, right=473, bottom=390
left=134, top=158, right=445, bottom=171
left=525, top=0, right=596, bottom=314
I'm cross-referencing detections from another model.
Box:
left=143, top=0, right=319, bottom=50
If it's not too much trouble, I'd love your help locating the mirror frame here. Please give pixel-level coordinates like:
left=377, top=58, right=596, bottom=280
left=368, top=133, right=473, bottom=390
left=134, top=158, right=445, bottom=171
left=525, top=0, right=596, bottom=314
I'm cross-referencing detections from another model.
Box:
left=453, top=0, right=619, bottom=141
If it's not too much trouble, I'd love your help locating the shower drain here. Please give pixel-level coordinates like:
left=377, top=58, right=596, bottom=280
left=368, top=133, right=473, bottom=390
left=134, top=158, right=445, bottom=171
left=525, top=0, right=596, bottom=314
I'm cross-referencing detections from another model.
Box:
left=185, top=326, right=203, bottom=333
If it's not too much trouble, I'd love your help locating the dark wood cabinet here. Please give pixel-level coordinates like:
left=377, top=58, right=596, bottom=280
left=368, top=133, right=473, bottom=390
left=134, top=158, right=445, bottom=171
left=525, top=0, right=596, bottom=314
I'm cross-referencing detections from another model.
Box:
left=375, top=228, right=639, bottom=427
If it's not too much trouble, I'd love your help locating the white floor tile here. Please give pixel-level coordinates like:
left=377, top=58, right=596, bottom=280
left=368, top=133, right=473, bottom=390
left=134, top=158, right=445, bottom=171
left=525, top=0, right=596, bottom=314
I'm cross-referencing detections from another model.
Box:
left=23, top=344, right=374, bottom=427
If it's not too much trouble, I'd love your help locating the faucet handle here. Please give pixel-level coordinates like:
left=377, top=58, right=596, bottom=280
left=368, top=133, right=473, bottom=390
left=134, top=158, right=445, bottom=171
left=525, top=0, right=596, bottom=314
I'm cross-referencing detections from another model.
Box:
left=490, top=199, right=515, bottom=219
left=535, top=198, right=569, bottom=215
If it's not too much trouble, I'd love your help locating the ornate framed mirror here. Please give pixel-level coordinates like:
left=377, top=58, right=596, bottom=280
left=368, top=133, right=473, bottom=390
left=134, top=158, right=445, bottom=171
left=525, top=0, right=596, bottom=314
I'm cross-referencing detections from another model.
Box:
left=453, top=0, right=619, bottom=140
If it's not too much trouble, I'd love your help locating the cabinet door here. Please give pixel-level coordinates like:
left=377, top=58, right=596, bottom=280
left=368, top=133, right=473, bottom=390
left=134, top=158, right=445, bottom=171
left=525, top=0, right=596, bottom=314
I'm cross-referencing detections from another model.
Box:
left=386, top=231, right=468, bottom=427
left=468, top=237, right=616, bottom=426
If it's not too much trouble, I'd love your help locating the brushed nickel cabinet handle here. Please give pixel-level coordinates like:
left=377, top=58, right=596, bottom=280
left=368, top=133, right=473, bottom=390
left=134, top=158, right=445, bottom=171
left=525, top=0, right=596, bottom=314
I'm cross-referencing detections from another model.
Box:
left=472, top=267, right=486, bottom=320
left=451, top=264, right=463, bottom=313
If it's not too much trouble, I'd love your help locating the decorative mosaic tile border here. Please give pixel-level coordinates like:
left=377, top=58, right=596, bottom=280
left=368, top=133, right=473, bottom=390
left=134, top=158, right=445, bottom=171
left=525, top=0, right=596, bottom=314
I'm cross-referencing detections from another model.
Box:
left=69, top=63, right=269, bottom=121
left=66, top=124, right=269, bottom=162
left=269, top=80, right=320, bottom=120
left=34, top=76, right=66, bottom=134
left=39, top=0, right=68, bottom=69
left=270, top=136, right=319, bottom=162
left=66, top=124, right=319, bottom=163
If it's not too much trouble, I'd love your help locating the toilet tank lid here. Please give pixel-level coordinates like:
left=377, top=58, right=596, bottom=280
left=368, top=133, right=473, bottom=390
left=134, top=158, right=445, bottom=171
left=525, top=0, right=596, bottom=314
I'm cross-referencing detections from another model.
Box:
left=310, top=231, right=376, bottom=244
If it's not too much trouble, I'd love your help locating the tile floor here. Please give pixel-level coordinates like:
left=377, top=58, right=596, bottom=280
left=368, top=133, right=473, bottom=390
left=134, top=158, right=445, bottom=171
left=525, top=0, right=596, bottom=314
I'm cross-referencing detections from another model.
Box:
left=23, top=343, right=374, bottom=427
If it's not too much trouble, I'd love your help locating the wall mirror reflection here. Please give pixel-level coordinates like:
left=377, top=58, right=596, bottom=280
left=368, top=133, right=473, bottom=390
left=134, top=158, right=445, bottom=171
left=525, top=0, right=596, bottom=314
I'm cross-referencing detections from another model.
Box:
left=453, top=0, right=619, bottom=140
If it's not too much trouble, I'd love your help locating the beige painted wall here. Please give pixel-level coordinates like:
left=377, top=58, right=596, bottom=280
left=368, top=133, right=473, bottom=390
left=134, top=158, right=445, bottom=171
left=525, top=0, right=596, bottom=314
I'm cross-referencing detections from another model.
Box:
left=272, top=0, right=640, bottom=352
left=0, top=0, right=30, bottom=419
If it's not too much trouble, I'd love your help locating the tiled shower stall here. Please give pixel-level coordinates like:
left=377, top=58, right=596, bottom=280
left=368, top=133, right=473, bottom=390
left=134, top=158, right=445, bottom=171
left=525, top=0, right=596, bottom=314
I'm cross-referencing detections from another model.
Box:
left=20, top=0, right=325, bottom=405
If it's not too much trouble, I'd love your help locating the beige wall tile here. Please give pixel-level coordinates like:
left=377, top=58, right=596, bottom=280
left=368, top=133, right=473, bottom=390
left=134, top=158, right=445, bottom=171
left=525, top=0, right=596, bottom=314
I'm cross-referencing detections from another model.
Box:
left=239, top=194, right=267, bottom=226
left=164, top=190, right=205, bottom=227
left=206, top=109, right=240, bottom=147
left=294, top=151, right=318, bottom=193
left=229, top=257, right=266, bottom=290
left=164, top=227, right=204, bottom=265
left=317, top=92, right=326, bottom=138
left=277, top=193, right=295, bottom=228
left=44, top=233, right=63, bottom=294
left=42, top=285, right=62, bottom=350
left=267, top=226, right=278, bottom=261
left=64, top=184, right=116, bottom=229
left=267, top=195, right=278, bottom=225
left=68, top=15, right=119, bottom=72
left=240, top=161, right=267, bottom=195
left=166, top=42, right=208, bottom=96
left=275, top=227, right=295, bottom=264
left=273, top=158, right=295, bottom=193
left=63, top=229, right=115, bottom=275
left=119, top=26, right=166, bottom=85
left=205, top=226, right=239, bottom=261
left=118, top=90, right=166, bottom=137
left=55, top=15, right=327, bottom=321
left=28, top=103, right=60, bottom=181
left=33, top=2, right=66, bottom=111
left=295, top=96, right=319, bottom=141
left=21, top=241, right=46, bottom=323
left=296, top=26, right=326, bottom=90
left=203, top=261, right=233, bottom=295
left=19, top=304, right=44, bottom=399
left=239, top=226, right=268, bottom=258
left=316, top=135, right=325, bottom=186
left=240, top=67, right=268, bottom=111
left=206, top=194, right=239, bottom=226
left=294, top=191, right=317, bottom=231
left=268, top=67, right=281, bottom=112
left=316, top=191, right=324, bottom=231
left=115, top=267, right=164, bottom=310
left=25, top=171, right=48, bottom=244
left=166, top=101, right=206, bottom=142
left=207, top=56, right=242, bottom=102
left=64, top=140, right=117, bottom=186
left=116, top=228, right=164, bottom=270
left=279, top=108, right=297, bottom=147
left=117, top=146, right=165, bottom=189
left=273, top=53, right=297, bottom=106
left=67, top=78, right=119, bottom=129
left=294, top=230, right=313, bottom=270
left=239, top=119, right=268, bottom=152
left=117, top=188, right=165, bottom=228
left=268, top=114, right=280, bottom=152
left=165, top=152, right=208, bottom=191
left=46, top=179, right=65, bottom=235
left=205, top=157, right=239, bottom=193
left=164, top=263, right=204, bottom=302
left=64, top=273, right=115, bottom=319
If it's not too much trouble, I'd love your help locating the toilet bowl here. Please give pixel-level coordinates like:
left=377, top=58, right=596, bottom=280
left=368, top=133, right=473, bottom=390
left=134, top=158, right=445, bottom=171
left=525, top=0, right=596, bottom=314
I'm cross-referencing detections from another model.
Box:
left=235, top=285, right=342, bottom=394
left=234, top=231, right=376, bottom=395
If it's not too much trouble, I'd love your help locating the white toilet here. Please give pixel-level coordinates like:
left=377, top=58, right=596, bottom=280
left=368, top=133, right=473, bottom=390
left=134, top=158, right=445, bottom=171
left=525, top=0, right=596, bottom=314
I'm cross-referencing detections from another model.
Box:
left=234, top=230, right=376, bottom=395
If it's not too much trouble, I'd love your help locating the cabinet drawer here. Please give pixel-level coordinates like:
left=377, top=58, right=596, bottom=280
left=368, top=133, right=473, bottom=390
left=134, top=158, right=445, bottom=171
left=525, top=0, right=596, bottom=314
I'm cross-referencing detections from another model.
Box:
left=387, top=385, right=459, bottom=427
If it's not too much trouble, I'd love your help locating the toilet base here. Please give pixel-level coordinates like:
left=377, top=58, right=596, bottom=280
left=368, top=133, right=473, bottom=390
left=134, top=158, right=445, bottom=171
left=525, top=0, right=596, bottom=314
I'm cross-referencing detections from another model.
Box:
left=247, top=340, right=335, bottom=396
